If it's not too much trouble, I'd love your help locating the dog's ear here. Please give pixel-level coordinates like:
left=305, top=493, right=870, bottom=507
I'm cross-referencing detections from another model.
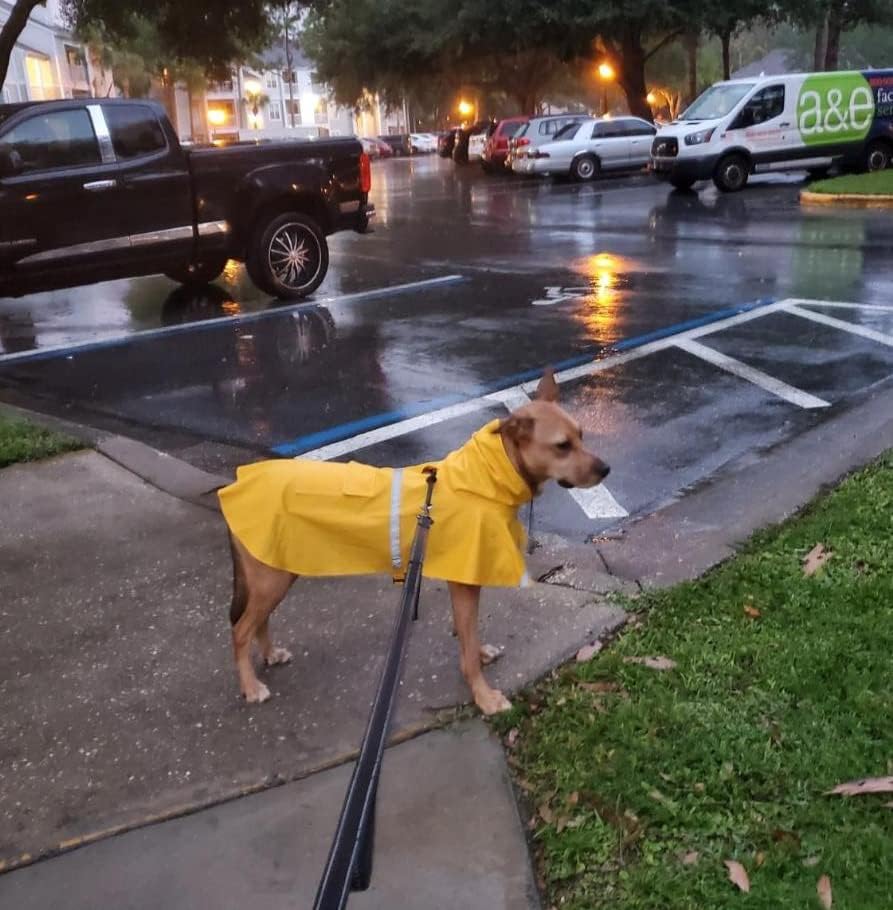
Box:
left=496, top=414, right=535, bottom=445
left=535, top=367, right=559, bottom=402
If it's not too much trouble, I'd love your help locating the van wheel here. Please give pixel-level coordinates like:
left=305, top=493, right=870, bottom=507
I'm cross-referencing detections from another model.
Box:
left=713, top=154, right=749, bottom=192
left=865, top=140, right=891, bottom=172
left=164, top=254, right=228, bottom=286
left=571, top=155, right=599, bottom=181
left=247, top=213, right=329, bottom=300
left=670, top=176, right=696, bottom=191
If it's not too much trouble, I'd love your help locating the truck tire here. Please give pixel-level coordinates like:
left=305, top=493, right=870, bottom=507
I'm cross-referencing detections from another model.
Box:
left=164, top=254, right=228, bottom=286
left=865, top=140, right=891, bottom=172
left=247, top=212, right=329, bottom=300
left=713, top=154, right=749, bottom=193
left=571, top=155, right=599, bottom=181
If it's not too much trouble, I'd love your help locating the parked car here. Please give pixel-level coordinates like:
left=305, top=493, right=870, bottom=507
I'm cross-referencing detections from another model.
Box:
left=467, top=128, right=490, bottom=161
left=651, top=69, right=893, bottom=192
left=453, top=121, right=493, bottom=164
left=0, top=99, right=373, bottom=299
left=377, top=133, right=412, bottom=156
left=516, top=116, right=656, bottom=180
left=360, top=136, right=392, bottom=159
left=410, top=132, right=438, bottom=153
left=437, top=130, right=457, bottom=157
left=481, top=116, right=528, bottom=172
left=508, top=114, right=586, bottom=172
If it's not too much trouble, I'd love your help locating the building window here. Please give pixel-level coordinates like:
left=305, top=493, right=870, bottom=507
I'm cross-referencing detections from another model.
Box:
left=207, top=101, right=237, bottom=130
left=265, top=72, right=278, bottom=89
left=268, top=102, right=282, bottom=122
left=286, top=99, right=301, bottom=116
left=24, top=55, right=60, bottom=101
left=210, top=79, right=234, bottom=93
left=282, top=69, right=297, bottom=84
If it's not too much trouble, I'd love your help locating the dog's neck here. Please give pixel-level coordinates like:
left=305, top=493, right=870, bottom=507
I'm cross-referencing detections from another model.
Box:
left=500, top=435, right=542, bottom=497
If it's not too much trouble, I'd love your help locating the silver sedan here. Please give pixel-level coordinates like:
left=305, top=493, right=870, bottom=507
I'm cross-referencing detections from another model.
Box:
left=516, top=117, right=656, bottom=181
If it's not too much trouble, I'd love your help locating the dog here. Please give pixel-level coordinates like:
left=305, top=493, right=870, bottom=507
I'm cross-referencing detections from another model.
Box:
left=218, top=369, right=610, bottom=715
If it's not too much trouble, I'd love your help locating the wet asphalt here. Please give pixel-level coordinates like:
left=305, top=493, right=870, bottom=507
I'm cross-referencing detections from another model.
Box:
left=1, top=155, right=892, bottom=538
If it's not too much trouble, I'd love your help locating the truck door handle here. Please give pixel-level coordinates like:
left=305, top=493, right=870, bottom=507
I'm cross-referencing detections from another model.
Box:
left=83, top=179, right=117, bottom=192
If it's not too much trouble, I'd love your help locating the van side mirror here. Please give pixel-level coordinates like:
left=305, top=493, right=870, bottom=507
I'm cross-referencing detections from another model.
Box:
left=0, top=147, right=22, bottom=178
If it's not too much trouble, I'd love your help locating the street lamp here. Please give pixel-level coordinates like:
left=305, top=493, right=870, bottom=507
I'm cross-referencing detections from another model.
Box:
left=457, top=99, right=474, bottom=122
left=597, top=62, right=615, bottom=117
left=646, top=91, right=657, bottom=105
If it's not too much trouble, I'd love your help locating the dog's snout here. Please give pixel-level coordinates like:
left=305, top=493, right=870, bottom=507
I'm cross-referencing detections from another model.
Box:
left=600, top=463, right=611, bottom=479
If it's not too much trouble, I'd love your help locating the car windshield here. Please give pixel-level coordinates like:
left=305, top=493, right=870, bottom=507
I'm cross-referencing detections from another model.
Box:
left=681, top=83, right=755, bottom=121
left=553, top=121, right=582, bottom=141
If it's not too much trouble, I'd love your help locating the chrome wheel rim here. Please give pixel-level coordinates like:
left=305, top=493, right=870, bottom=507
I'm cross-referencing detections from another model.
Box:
left=577, top=159, right=595, bottom=179
left=725, top=163, right=744, bottom=189
left=268, top=223, right=322, bottom=290
left=868, top=148, right=888, bottom=171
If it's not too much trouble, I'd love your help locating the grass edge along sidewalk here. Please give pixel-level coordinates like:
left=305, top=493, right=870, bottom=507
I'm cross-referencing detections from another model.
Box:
left=0, top=414, right=82, bottom=469
left=803, top=169, right=893, bottom=204
left=493, top=453, right=893, bottom=909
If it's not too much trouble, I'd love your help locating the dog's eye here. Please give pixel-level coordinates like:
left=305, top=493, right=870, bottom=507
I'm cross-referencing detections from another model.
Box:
left=555, top=440, right=572, bottom=453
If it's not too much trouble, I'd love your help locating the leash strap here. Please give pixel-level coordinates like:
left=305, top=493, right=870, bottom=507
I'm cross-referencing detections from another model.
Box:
left=312, top=468, right=437, bottom=910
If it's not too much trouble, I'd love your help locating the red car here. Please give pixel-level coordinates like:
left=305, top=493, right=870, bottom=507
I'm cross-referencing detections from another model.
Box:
left=482, top=116, right=528, bottom=173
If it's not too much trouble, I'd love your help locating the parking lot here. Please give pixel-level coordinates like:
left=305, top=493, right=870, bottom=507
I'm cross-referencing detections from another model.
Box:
left=2, top=155, right=893, bottom=539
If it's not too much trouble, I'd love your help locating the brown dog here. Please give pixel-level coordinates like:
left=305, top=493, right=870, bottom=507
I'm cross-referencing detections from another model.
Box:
left=221, top=369, right=609, bottom=715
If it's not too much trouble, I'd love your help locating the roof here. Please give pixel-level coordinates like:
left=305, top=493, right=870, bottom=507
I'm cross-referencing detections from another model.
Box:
left=258, top=37, right=313, bottom=71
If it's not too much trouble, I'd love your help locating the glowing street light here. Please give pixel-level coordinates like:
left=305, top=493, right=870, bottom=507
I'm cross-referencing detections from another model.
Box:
left=646, top=91, right=657, bottom=105
left=207, top=107, right=227, bottom=127
left=457, top=99, right=474, bottom=118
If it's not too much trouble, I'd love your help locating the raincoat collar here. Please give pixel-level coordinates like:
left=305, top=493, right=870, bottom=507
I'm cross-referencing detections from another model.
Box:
left=440, top=419, right=532, bottom=507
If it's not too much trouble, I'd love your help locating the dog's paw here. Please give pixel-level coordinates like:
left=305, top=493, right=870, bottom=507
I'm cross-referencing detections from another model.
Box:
left=243, top=681, right=271, bottom=704
left=474, top=687, right=513, bottom=716
left=264, top=647, right=293, bottom=667
left=479, top=643, right=504, bottom=666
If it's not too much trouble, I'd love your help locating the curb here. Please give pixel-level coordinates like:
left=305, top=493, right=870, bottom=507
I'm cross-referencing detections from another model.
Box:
left=800, top=189, right=893, bottom=207
left=0, top=401, right=228, bottom=511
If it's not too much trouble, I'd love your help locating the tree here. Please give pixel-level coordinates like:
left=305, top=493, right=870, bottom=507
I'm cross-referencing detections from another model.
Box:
left=701, top=0, right=770, bottom=79
left=268, top=1, right=303, bottom=128
left=0, top=1, right=46, bottom=90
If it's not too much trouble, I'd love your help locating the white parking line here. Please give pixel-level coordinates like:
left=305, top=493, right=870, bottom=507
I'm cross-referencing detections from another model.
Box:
left=674, top=338, right=830, bottom=409
left=784, top=299, right=893, bottom=312
left=784, top=304, right=893, bottom=347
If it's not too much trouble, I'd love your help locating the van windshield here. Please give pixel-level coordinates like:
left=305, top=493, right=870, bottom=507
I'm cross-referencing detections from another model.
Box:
left=681, top=83, right=755, bottom=121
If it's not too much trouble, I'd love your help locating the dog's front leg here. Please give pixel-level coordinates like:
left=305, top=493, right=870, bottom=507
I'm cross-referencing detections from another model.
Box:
left=448, top=582, right=512, bottom=715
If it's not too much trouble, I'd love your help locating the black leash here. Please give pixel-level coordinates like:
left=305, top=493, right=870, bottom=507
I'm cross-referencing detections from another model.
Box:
left=312, top=467, right=437, bottom=910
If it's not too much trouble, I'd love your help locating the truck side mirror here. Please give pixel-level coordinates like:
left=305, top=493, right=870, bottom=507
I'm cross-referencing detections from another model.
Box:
left=0, top=147, right=23, bottom=178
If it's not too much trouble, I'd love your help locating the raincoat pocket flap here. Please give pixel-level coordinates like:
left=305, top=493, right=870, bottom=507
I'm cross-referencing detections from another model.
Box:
left=341, top=462, right=381, bottom=497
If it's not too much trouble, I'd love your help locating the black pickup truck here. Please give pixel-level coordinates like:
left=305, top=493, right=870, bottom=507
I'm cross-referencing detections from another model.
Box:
left=0, top=99, right=373, bottom=299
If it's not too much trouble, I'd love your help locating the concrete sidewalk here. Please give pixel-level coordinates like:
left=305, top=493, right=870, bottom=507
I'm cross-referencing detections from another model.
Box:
left=0, top=448, right=624, bottom=891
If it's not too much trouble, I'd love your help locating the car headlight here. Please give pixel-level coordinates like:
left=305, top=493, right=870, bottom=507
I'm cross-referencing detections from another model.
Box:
left=684, top=127, right=716, bottom=146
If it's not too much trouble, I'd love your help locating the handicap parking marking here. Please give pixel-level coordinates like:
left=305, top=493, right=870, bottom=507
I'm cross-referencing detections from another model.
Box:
left=782, top=302, right=893, bottom=348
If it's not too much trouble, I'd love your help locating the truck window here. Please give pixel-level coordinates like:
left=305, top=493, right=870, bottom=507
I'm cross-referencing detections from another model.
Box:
left=0, top=108, right=100, bottom=174
left=104, top=105, right=167, bottom=159
left=737, top=85, right=785, bottom=126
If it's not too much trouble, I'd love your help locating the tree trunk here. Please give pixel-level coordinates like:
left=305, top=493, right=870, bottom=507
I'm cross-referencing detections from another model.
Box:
left=284, top=22, right=296, bottom=128
left=813, top=13, right=829, bottom=70
left=824, top=0, right=843, bottom=70
left=0, top=0, right=45, bottom=91
left=721, top=29, right=731, bottom=81
left=684, top=32, right=698, bottom=104
left=617, top=32, right=652, bottom=121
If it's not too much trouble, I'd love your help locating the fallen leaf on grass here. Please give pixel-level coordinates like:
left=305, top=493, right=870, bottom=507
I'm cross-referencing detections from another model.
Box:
left=580, top=680, right=622, bottom=693
left=803, top=856, right=820, bottom=868
left=681, top=851, right=700, bottom=866
left=576, top=642, right=603, bottom=662
left=538, top=803, right=555, bottom=825
left=827, top=776, right=893, bottom=796
left=772, top=828, right=801, bottom=849
left=505, top=728, right=519, bottom=749
left=623, top=656, right=677, bottom=671
left=803, top=543, right=832, bottom=576
left=724, top=860, right=750, bottom=893
left=744, top=605, right=762, bottom=619
left=817, top=874, right=833, bottom=908
left=755, top=851, right=766, bottom=868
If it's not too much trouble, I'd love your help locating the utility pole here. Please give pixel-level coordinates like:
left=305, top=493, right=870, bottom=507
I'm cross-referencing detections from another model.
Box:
left=282, top=1, right=296, bottom=128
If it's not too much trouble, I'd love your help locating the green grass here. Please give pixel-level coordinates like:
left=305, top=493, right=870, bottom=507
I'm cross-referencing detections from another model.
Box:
left=0, top=415, right=82, bottom=468
left=495, top=455, right=893, bottom=909
left=810, top=170, right=893, bottom=195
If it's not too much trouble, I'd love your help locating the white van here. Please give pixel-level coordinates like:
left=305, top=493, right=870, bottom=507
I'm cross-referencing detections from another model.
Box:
left=651, top=69, right=893, bottom=191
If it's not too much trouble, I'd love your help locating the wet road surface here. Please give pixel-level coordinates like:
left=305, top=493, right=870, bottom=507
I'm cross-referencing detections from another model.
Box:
left=2, top=156, right=892, bottom=538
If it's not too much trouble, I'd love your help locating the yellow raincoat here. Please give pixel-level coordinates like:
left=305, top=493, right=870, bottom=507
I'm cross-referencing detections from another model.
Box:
left=218, top=419, right=533, bottom=587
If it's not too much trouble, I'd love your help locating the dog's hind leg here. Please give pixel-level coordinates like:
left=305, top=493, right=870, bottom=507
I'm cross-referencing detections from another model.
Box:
left=228, top=533, right=295, bottom=703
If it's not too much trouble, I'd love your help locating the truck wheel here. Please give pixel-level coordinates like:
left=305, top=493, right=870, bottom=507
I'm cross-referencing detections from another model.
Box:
left=571, top=155, right=599, bottom=181
left=247, top=213, right=329, bottom=300
left=713, top=154, right=749, bottom=192
left=670, top=176, right=696, bottom=191
left=164, top=254, right=228, bottom=286
left=865, top=140, right=891, bottom=172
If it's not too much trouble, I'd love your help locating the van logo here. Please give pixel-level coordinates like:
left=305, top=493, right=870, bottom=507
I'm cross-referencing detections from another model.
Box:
left=797, top=73, right=874, bottom=145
